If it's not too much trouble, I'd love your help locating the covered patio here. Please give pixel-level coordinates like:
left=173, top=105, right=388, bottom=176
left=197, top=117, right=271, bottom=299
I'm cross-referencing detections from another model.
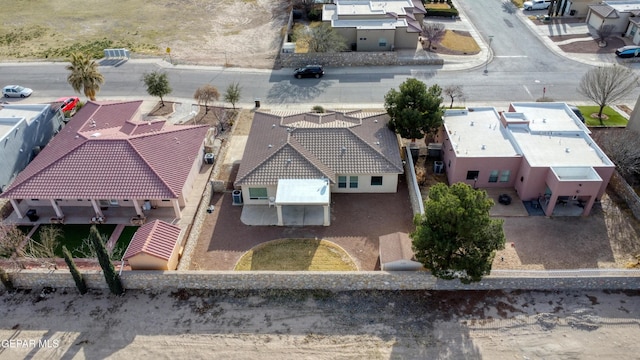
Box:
left=241, top=179, right=331, bottom=226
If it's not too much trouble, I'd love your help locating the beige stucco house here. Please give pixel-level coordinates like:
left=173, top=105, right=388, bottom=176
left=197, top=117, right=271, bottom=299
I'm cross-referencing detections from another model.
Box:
left=234, top=110, right=404, bottom=226
left=323, top=0, right=426, bottom=51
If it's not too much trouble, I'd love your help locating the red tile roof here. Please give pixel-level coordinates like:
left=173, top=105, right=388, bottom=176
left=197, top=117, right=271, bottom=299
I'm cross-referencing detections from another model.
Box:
left=124, top=220, right=182, bottom=261
left=1, top=101, right=208, bottom=199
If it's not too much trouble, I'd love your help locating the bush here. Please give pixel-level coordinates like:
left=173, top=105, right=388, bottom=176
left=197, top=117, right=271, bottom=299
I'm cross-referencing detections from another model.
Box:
left=312, top=105, right=325, bottom=113
left=308, top=8, right=322, bottom=21
left=425, top=8, right=459, bottom=17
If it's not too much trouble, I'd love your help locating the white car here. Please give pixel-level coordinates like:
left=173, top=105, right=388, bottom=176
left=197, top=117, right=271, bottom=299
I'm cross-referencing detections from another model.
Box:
left=523, top=0, right=551, bottom=10
left=3, top=85, right=33, bottom=98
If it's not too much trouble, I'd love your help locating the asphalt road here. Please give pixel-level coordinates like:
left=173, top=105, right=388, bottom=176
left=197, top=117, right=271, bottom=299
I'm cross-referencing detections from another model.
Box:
left=2, top=0, right=640, bottom=107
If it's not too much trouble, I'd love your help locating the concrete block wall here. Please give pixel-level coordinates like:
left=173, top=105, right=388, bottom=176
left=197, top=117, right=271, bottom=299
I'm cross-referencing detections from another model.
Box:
left=279, top=52, right=444, bottom=68
left=4, top=269, right=640, bottom=292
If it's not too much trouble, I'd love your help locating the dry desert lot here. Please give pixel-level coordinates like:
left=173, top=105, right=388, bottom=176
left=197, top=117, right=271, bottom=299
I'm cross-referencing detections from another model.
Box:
left=0, top=0, right=287, bottom=68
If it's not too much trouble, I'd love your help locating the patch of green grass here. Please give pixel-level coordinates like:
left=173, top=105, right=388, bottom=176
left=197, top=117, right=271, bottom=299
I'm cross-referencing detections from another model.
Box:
left=235, top=239, right=358, bottom=271
left=17, top=226, right=33, bottom=235
left=31, top=224, right=116, bottom=258
left=578, top=106, right=629, bottom=127
left=112, top=226, right=138, bottom=259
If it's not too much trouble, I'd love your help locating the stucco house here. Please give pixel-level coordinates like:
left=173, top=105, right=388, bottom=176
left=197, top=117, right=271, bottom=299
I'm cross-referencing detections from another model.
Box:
left=0, top=103, right=65, bottom=193
left=123, top=220, right=183, bottom=270
left=0, top=100, right=209, bottom=223
left=438, top=102, right=614, bottom=216
left=234, top=110, right=404, bottom=226
left=322, top=0, right=426, bottom=51
left=586, top=0, right=640, bottom=36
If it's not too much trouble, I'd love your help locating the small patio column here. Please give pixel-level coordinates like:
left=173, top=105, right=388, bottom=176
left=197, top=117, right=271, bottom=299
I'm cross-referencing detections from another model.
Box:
left=132, top=199, right=143, bottom=217
left=323, top=204, right=330, bottom=226
left=90, top=199, right=104, bottom=217
left=10, top=199, right=24, bottom=219
left=171, top=199, right=181, bottom=219
left=545, top=194, right=558, bottom=216
left=50, top=199, right=64, bottom=218
left=277, top=205, right=283, bottom=226
left=582, top=196, right=597, bottom=216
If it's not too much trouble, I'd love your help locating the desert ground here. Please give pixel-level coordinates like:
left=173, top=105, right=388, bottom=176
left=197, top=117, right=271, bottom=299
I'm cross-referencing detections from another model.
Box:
left=0, top=0, right=288, bottom=68
left=0, top=288, right=639, bottom=359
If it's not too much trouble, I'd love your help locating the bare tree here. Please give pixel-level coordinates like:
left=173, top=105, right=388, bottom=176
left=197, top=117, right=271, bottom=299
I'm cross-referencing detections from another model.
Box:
left=597, top=24, right=615, bottom=46
left=194, top=84, right=220, bottom=115
left=292, top=0, right=314, bottom=14
left=19, top=225, right=60, bottom=269
left=578, top=65, right=640, bottom=125
left=294, top=23, right=348, bottom=53
left=0, top=222, right=25, bottom=259
left=443, top=85, right=465, bottom=109
left=592, top=129, right=640, bottom=183
left=421, top=22, right=446, bottom=51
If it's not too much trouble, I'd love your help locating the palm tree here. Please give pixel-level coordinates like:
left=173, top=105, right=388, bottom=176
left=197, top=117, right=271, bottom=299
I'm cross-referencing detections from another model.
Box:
left=66, top=52, right=105, bottom=101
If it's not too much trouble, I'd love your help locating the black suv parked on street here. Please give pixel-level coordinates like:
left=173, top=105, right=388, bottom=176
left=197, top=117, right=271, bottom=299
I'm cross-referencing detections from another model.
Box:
left=293, top=65, right=324, bottom=79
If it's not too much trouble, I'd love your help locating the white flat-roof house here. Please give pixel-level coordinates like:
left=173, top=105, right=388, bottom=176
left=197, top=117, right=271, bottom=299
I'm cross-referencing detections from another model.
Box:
left=323, top=0, right=426, bottom=51
left=439, top=102, right=615, bottom=216
left=0, top=104, right=64, bottom=193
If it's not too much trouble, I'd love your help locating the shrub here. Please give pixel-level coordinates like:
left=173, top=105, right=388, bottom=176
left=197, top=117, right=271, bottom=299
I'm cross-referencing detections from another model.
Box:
left=312, top=105, right=325, bottom=113
left=308, top=8, right=322, bottom=21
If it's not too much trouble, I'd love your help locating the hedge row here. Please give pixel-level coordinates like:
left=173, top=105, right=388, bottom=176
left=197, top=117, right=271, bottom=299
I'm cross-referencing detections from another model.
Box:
left=425, top=8, right=460, bottom=17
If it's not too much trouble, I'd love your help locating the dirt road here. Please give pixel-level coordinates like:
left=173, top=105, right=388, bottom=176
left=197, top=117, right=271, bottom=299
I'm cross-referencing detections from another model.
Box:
left=0, top=288, right=638, bottom=359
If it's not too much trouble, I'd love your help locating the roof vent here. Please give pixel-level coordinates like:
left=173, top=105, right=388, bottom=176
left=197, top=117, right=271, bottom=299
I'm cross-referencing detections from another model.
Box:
left=272, top=124, right=276, bottom=128
left=75, top=135, right=79, bottom=139
left=470, top=121, right=474, bottom=126
left=287, top=159, right=292, bottom=163
left=565, top=147, right=570, bottom=153
left=341, top=146, right=347, bottom=152
left=375, top=141, right=380, bottom=145
left=481, top=144, right=486, bottom=150
left=543, top=118, right=547, bottom=123
left=90, top=132, right=101, bottom=138
left=268, top=144, right=273, bottom=148
left=374, top=119, right=378, bottom=123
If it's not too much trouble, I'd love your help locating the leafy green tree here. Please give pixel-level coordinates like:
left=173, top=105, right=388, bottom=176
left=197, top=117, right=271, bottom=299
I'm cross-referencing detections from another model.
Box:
left=384, top=78, right=444, bottom=143
left=411, top=183, right=506, bottom=284
left=66, top=52, right=105, bottom=101
left=89, top=226, right=124, bottom=295
left=62, top=245, right=88, bottom=295
left=224, top=82, right=241, bottom=110
left=295, top=23, right=348, bottom=53
left=194, top=84, right=220, bottom=114
left=578, top=65, right=640, bottom=125
left=142, top=71, right=172, bottom=107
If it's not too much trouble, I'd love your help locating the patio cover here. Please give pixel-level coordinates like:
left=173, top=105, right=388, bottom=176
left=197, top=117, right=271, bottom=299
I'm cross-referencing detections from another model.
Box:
left=275, top=179, right=330, bottom=205
left=275, top=179, right=330, bottom=226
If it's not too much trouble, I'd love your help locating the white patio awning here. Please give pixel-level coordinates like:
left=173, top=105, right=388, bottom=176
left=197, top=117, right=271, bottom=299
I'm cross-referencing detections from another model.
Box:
left=275, top=179, right=330, bottom=205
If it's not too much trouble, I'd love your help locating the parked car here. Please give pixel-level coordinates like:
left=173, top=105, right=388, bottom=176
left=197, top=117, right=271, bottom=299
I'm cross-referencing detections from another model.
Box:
left=523, top=0, right=551, bottom=10
left=57, top=96, right=80, bottom=113
left=293, top=65, right=324, bottom=79
left=615, top=45, right=640, bottom=58
left=569, top=105, right=585, bottom=123
left=2, top=85, right=33, bottom=98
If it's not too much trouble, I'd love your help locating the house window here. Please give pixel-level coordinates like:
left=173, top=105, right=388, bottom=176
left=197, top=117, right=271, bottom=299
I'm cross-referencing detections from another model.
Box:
left=466, top=170, right=479, bottom=180
left=631, top=25, right=637, bottom=36
left=161, top=199, right=171, bottom=202
left=249, top=187, right=268, bottom=199
left=499, top=170, right=511, bottom=182
left=378, top=38, right=387, bottom=47
left=488, top=170, right=499, bottom=183
left=371, top=176, right=383, bottom=186
left=349, top=176, right=358, bottom=188
left=338, top=176, right=347, bottom=188
left=31, top=199, right=39, bottom=201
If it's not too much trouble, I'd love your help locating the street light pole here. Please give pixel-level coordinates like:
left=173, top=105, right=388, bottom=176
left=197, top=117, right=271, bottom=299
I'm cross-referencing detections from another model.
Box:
left=484, top=36, right=493, bottom=74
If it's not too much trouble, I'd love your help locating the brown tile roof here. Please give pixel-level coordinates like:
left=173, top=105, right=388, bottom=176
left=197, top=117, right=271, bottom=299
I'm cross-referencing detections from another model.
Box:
left=235, top=110, right=403, bottom=186
left=1, top=101, right=208, bottom=199
left=589, top=4, right=619, bottom=18
left=124, top=220, right=181, bottom=261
